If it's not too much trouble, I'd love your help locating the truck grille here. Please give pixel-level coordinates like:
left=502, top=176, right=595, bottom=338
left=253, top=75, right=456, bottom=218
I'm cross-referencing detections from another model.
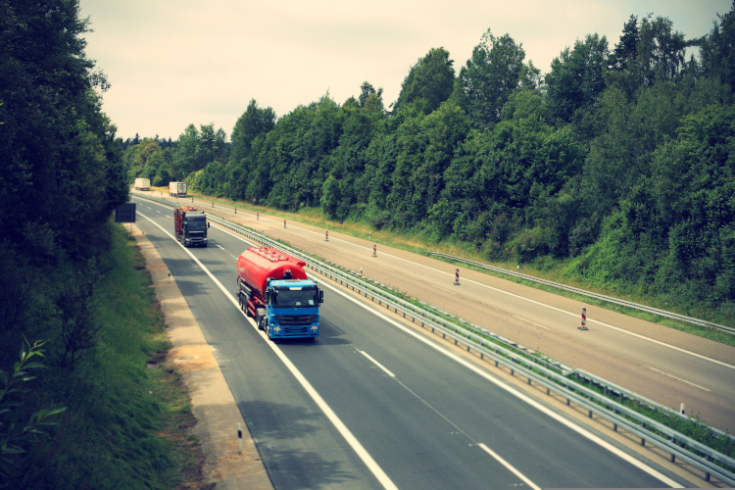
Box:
left=275, top=315, right=317, bottom=326
left=283, top=326, right=309, bottom=336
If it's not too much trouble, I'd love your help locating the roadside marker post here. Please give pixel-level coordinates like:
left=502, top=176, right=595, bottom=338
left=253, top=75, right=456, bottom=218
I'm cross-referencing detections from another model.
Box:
left=372, top=244, right=377, bottom=258
left=284, top=219, right=287, bottom=229
left=237, top=423, right=243, bottom=455
left=579, top=307, right=588, bottom=330
left=325, top=230, right=329, bottom=241
left=454, top=268, right=460, bottom=286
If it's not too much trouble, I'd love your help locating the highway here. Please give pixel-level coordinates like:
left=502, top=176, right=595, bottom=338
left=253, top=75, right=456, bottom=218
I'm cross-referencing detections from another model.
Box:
left=145, top=193, right=735, bottom=432
left=132, top=196, right=690, bottom=489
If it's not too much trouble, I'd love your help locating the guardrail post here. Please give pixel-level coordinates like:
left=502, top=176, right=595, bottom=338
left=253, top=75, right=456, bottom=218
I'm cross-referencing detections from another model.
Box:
left=640, top=422, right=646, bottom=446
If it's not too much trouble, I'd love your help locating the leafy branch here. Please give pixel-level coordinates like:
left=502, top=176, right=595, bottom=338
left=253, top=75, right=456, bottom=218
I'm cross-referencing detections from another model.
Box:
left=0, top=339, right=66, bottom=477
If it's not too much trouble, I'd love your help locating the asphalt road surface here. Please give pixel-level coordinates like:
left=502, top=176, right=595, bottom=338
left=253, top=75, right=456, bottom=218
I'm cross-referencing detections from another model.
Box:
left=132, top=196, right=693, bottom=489
left=141, top=192, right=735, bottom=432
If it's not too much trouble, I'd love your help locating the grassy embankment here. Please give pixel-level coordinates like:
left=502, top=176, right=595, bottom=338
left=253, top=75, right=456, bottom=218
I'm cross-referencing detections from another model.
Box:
left=11, top=223, right=204, bottom=490
left=155, top=187, right=734, bottom=345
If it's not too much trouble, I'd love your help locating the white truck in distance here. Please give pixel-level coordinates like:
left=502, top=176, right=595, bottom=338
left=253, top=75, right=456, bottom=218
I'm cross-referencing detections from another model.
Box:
left=134, top=178, right=150, bottom=191
left=169, top=182, right=187, bottom=197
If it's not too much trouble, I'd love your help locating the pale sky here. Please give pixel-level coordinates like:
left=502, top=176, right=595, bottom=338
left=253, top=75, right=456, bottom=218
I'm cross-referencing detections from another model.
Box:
left=78, top=0, right=731, bottom=141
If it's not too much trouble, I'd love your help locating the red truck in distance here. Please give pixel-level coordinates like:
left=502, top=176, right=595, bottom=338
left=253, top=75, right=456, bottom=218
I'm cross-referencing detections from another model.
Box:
left=174, top=206, right=209, bottom=247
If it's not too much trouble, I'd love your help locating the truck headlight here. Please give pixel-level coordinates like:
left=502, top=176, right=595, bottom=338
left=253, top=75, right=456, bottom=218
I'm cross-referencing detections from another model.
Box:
left=310, top=325, right=318, bottom=332
left=273, top=326, right=282, bottom=334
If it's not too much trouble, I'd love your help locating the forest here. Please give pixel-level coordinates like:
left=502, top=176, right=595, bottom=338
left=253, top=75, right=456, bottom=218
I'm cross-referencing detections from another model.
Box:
left=128, top=5, right=735, bottom=319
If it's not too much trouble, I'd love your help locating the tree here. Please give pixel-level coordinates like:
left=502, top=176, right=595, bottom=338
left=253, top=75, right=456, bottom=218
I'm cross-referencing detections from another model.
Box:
left=0, top=0, right=128, bottom=262
left=230, top=99, right=276, bottom=167
left=452, top=29, right=526, bottom=127
left=358, top=82, right=383, bottom=109
left=606, top=14, right=689, bottom=97
left=393, top=47, right=455, bottom=114
left=545, top=34, right=609, bottom=123
left=700, top=1, right=735, bottom=92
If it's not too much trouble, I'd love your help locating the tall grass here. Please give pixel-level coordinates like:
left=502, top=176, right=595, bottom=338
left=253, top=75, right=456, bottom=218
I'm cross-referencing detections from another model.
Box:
left=11, top=224, right=199, bottom=490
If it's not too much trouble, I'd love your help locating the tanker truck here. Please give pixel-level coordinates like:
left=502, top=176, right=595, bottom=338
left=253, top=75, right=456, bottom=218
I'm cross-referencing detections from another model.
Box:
left=236, top=247, right=323, bottom=340
left=174, top=206, right=209, bottom=247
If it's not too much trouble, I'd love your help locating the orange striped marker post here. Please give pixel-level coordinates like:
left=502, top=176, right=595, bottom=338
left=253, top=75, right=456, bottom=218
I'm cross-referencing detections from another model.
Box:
left=579, top=307, right=588, bottom=330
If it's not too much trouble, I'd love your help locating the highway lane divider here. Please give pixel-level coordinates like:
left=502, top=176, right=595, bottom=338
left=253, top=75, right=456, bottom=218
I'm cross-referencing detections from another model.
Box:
left=134, top=193, right=735, bottom=486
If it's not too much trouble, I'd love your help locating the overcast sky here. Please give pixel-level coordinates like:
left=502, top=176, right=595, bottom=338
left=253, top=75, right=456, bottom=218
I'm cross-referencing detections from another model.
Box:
left=78, top=0, right=731, bottom=141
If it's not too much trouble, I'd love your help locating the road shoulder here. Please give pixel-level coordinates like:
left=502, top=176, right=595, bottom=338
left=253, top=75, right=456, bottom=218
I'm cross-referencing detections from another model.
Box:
left=132, top=224, right=272, bottom=490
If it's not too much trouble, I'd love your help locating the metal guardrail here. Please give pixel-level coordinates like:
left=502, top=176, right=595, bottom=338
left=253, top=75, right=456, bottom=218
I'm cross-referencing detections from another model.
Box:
left=428, top=252, right=735, bottom=335
left=134, top=194, right=735, bottom=486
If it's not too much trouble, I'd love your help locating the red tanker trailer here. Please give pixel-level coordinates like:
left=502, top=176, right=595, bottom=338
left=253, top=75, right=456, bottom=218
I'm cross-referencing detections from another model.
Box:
left=236, top=247, right=323, bottom=340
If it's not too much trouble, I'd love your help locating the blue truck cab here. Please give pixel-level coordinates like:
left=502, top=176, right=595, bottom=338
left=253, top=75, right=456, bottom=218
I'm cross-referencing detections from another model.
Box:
left=259, top=278, right=323, bottom=340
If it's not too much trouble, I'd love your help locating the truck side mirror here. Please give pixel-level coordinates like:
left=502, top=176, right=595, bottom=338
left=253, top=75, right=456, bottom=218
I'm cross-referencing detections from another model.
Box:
left=207, top=222, right=210, bottom=228
left=319, top=290, right=324, bottom=304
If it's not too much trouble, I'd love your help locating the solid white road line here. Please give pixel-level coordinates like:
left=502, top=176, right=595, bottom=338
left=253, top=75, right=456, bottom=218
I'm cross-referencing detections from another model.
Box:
left=478, top=443, right=542, bottom=490
left=358, top=350, right=396, bottom=378
left=138, top=211, right=399, bottom=490
left=648, top=367, right=711, bottom=392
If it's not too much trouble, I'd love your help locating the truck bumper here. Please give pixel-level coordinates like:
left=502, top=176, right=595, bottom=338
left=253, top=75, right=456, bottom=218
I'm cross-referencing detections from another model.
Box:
left=267, top=323, right=319, bottom=339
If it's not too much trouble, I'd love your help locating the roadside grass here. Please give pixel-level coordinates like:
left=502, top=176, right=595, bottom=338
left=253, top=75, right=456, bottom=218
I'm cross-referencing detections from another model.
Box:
left=21, top=223, right=205, bottom=490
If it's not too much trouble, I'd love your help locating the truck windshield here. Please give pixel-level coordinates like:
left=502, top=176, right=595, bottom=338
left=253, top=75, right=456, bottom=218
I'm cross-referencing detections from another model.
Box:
left=186, top=219, right=207, bottom=230
left=273, top=288, right=318, bottom=308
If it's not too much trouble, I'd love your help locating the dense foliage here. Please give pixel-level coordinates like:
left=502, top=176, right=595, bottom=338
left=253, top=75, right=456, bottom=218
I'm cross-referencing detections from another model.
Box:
left=0, top=0, right=183, bottom=486
left=130, top=5, right=735, bottom=319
